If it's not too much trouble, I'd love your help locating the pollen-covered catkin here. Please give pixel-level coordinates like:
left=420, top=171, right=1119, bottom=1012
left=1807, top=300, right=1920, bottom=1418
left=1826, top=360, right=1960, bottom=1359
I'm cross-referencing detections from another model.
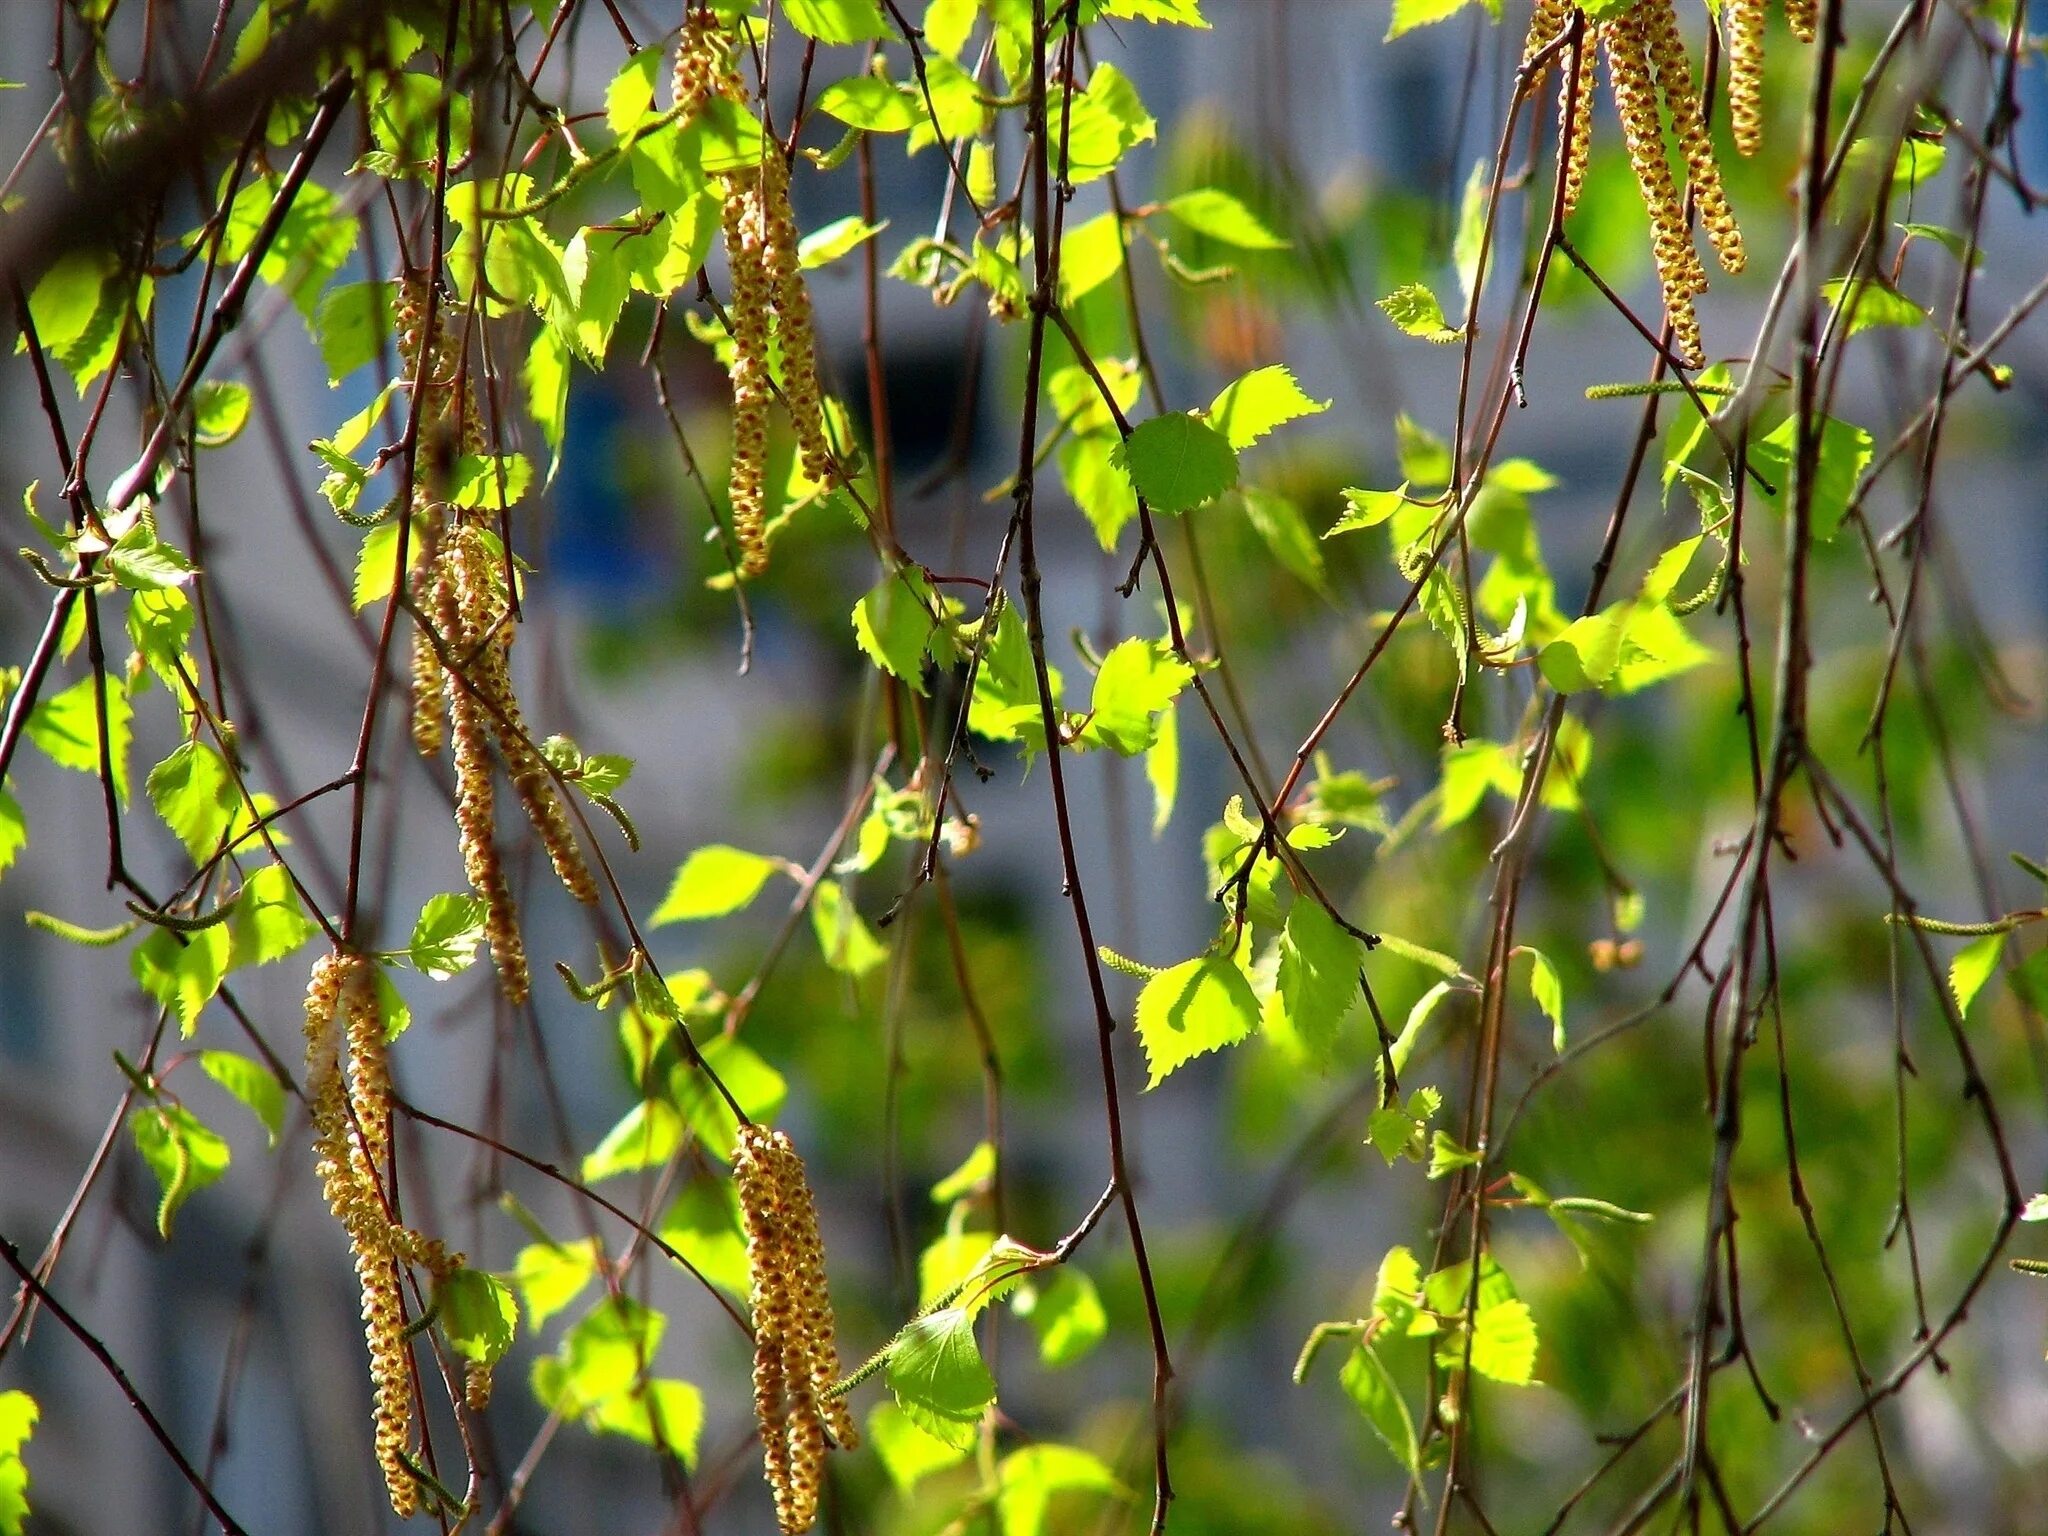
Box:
left=1784, top=0, right=1816, bottom=45
left=1644, top=0, right=1745, bottom=275
left=734, top=1125, right=851, bottom=1534
left=756, top=152, right=838, bottom=487
left=1727, top=0, right=1766, bottom=155
left=304, top=953, right=420, bottom=1518
left=721, top=170, right=774, bottom=579
left=1603, top=8, right=1706, bottom=367
left=1560, top=31, right=1597, bottom=214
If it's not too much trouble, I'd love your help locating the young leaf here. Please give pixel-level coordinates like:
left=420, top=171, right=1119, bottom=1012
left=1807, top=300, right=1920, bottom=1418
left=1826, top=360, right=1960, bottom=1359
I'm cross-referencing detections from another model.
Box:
left=0, top=788, right=24, bottom=883
left=1135, top=953, right=1261, bottom=1085
left=396, top=892, right=481, bottom=976
left=811, top=878, right=888, bottom=976
left=512, top=1238, right=601, bottom=1329
left=869, top=1401, right=970, bottom=1494
left=652, top=845, right=780, bottom=924
left=783, top=0, right=892, bottom=43
left=1012, top=1268, right=1107, bottom=1368
left=1083, top=639, right=1194, bottom=755
left=992, top=1443, right=1118, bottom=1536
left=0, top=1390, right=34, bottom=1536
left=1207, top=365, right=1330, bottom=451
left=1340, top=1341, right=1424, bottom=1476
left=197, top=1050, right=285, bottom=1144
left=1377, top=283, right=1461, bottom=343
left=1517, top=946, right=1566, bottom=1052
left=437, top=1267, right=518, bottom=1366
left=132, top=924, right=231, bottom=1036
left=884, top=1307, right=998, bottom=1450
left=27, top=673, right=133, bottom=806
left=1161, top=187, right=1288, bottom=250
left=147, top=741, right=238, bottom=860
left=1110, top=413, right=1240, bottom=514
left=1271, top=901, right=1364, bottom=1062
left=130, top=1104, right=231, bottom=1238
left=226, top=864, right=317, bottom=970
left=1326, top=483, right=1414, bottom=537
left=1949, top=930, right=2007, bottom=1017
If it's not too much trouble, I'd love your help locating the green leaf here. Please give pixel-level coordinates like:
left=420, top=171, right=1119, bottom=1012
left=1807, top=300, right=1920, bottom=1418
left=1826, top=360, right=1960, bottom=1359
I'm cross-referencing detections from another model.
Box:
left=0, top=788, right=24, bottom=883
left=1340, top=1341, right=1423, bottom=1475
left=1240, top=489, right=1326, bottom=590
left=812, top=878, right=888, bottom=976
left=107, top=521, right=196, bottom=591
left=1377, top=282, right=1461, bottom=343
left=407, top=892, right=488, bottom=978
left=1467, top=1295, right=1538, bottom=1385
left=132, top=924, right=231, bottom=1036
left=1060, top=433, right=1139, bottom=550
left=130, top=1104, right=231, bottom=1238
left=1083, top=639, right=1194, bottom=755
left=677, top=1035, right=787, bottom=1162
left=1386, top=0, right=1486, bottom=36
left=226, top=864, right=316, bottom=970
left=869, top=1401, right=969, bottom=1493
left=351, top=521, right=419, bottom=611
left=1135, top=953, right=1260, bottom=1085
left=1207, top=366, right=1329, bottom=451
left=0, top=1390, right=36, bottom=1536
left=198, top=1050, right=285, bottom=1143
left=1161, top=187, right=1287, bottom=249
left=799, top=215, right=888, bottom=269
left=1519, top=946, right=1566, bottom=1052
left=450, top=453, right=535, bottom=510
left=438, top=1267, right=518, bottom=1365
left=511, top=1238, right=601, bottom=1329
left=1111, top=413, right=1240, bottom=514
left=816, top=75, right=921, bottom=132
left=885, top=1307, right=997, bottom=1450
left=1538, top=606, right=1630, bottom=694
left=1453, top=158, right=1489, bottom=312
left=994, top=1443, right=1117, bottom=1536
left=1749, top=413, right=1873, bottom=542
left=931, top=1141, right=997, bottom=1204
left=1146, top=704, right=1179, bottom=836
left=1058, top=63, right=1155, bottom=184
left=1949, top=931, right=2007, bottom=1016
left=191, top=380, right=252, bottom=448
left=1326, top=482, right=1415, bottom=537
left=1821, top=276, right=1926, bottom=336
left=582, top=1099, right=684, bottom=1182
left=785, top=0, right=893, bottom=40
left=531, top=1295, right=665, bottom=1418
left=27, top=672, right=133, bottom=806
left=591, top=1378, right=705, bottom=1466
left=148, top=741, right=238, bottom=860
left=313, top=281, right=395, bottom=383
left=1270, top=901, right=1363, bottom=1062
left=1013, top=1268, right=1107, bottom=1367
left=659, top=1181, right=752, bottom=1301
left=652, top=845, right=780, bottom=924
left=1058, top=212, right=1127, bottom=305
left=852, top=569, right=953, bottom=693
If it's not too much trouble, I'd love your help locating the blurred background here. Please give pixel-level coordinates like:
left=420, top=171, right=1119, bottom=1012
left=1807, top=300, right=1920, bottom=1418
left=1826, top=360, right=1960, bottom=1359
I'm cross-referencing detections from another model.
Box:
left=4, top=1, right=2048, bottom=1532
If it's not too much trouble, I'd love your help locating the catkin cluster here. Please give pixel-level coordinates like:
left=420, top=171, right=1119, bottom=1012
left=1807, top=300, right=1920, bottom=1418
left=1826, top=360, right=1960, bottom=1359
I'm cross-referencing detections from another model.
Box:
left=303, top=951, right=463, bottom=1518
left=1524, top=0, right=1758, bottom=369
left=673, top=10, right=839, bottom=578
left=394, top=277, right=598, bottom=1007
left=733, top=1125, right=856, bottom=1534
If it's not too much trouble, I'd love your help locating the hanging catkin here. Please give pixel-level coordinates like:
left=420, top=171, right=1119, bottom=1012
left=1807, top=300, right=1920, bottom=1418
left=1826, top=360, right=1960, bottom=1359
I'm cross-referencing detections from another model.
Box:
left=676, top=9, right=842, bottom=580
left=734, top=1125, right=855, bottom=1534
left=303, top=951, right=461, bottom=1518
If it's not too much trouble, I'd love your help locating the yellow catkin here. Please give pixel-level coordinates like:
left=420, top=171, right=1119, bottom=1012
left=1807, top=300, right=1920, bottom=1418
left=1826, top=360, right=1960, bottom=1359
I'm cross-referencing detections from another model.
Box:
left=734, top=1126, right=850, bottom=1534
left=440, top=549, right=529, bottom=1004
left=1560, top=27, right=1597, bottom=214
left=305, top=952, right=451, bottom=1519
left=454, top=529, right=598, bottom=905
left=1728, top=0, right=1766, bottom=155
left=1603, top=8, right=1706, bottom=367
left=1521, top=0, right=1573, bottom=75
left=1644, top=0, right=1745, bottom=275
left=755, top=152, right=838, bottom=487
left=1784, top=0, right=1816, bottom=45
left=721, top=172, right=775, bottom=579
left=681, top=11, right=839, bottom=580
